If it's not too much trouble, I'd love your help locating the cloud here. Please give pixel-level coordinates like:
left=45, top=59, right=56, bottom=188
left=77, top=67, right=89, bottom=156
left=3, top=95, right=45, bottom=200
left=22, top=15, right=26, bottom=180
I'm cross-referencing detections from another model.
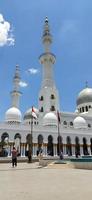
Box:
left=0, top=14, right=15, bottom=47
left=19, top=81, right=28, bottom=88
left=27, top=68, right=39, bottom=74
left=60, top=20, right=78, bottom=38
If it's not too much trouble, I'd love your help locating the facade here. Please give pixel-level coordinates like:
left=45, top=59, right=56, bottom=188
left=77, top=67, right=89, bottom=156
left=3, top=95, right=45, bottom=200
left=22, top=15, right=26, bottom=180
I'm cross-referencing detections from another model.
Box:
left=1, top=17, right=92, bottom=157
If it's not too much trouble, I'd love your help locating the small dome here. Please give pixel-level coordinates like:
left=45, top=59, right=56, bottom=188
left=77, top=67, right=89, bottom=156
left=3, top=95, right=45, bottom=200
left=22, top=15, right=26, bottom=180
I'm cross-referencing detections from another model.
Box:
left=24, top=107, right=39, bottom=120
left=43, top=112, right=57, bottom=126
left=77, top=87, right=92, bottom=106
left=73, top=116, right=87, bottom=129
left=5, top=107, right=22, bottom=122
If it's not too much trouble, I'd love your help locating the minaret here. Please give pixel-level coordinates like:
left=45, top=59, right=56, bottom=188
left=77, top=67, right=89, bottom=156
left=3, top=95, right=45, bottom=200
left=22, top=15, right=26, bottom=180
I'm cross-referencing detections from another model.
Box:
left=10, top=65, right=22, bottom=108
left=39, top=17, right=60, bottom=114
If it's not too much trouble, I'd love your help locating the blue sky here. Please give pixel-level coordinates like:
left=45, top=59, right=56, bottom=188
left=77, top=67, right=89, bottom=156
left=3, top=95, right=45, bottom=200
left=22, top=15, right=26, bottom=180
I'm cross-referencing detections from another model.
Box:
left=0, top=0, right=92, bottom=120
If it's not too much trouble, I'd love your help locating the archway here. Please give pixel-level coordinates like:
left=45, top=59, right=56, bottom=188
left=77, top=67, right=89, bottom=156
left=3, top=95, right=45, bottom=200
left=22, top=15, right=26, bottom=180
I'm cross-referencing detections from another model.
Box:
left=57, top=136, right=63, bottom=155
left=83, top=137, right=88, bottom=155
left=25, top=134, right=32, bottom=156
left=14, top=133, right=21, bottom=156
left=47, top=135, right=53, bottom=156
left=1, top=132, right=9, bottom=157
left=90, top=138, right=92, bottom=154
left=37, top=135, right=43, bottom=155
left=66, top=136, right=72, bottom=156
left=75, top=137, right=80, bottom=157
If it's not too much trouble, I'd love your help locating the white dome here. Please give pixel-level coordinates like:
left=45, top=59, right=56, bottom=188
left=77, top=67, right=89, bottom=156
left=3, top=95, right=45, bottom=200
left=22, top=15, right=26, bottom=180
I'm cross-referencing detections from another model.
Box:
left=77, top=87, right=92, bottom=106
left=24, top=107, right=39, bottom=120
left=73, top=116, right=87, bottom=129
left=43, top=112, right=57, bottom=126
left=5, top=107, right=22, bottom=122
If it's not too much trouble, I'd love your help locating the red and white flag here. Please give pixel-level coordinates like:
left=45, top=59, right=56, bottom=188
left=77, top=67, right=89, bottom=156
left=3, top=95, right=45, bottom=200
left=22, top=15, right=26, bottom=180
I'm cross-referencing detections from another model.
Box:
left=31, top=106, right=37, bottom=119
left=57, top=110, right=61, bottom=123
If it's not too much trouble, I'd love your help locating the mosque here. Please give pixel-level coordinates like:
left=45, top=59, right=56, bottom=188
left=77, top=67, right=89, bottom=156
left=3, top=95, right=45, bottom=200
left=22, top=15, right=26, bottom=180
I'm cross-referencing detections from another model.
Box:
left=1, top=17, right=92, bottom=157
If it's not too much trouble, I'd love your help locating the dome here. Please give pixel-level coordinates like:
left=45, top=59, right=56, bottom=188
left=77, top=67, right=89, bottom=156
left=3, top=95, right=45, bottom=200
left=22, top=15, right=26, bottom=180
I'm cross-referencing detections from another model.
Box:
left=5, top=107, right=22, bottom=122
left=43, top=112, right=57, bottom=126
left=73, top=116, right=87, bottom=129
left=77, top=87, right=92, bottom=106
left=24, top=107, right=39, bottom=120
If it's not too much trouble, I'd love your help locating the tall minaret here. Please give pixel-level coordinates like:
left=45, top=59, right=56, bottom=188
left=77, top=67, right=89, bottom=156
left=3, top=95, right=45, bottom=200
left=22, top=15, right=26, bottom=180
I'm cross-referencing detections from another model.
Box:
left=10, top=65, right=22, bottom=108
left=39, top=17, right=60, bottom=114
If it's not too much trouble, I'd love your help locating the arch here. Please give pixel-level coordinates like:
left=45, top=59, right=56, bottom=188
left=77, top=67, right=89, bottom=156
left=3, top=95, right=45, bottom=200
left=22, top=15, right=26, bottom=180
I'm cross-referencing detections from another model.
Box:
left=0, top=132, right=9, bottom=157
left=66, top=136, right=72, bottom=156
left=90, top=138, right=92, bottom=154
left=75, top=137, right=80, bottom=157
left=14, top=133, right=21, bottom=156
left=85, top=106, right=88, bottom=112
left=37, top=135, right=43, bottom=155
left=57, top=136, right=63, bottom=155
left=83, top=137, right=88, bottom=155
left=82, top=107, right=84, bottom=112
left=14, top=133, right=21, bottom=139
left=25, top=134, right=32, bottom=156
left=1, top=132, right=9, bottom=142
left=47, top=135, right=53, bottom=156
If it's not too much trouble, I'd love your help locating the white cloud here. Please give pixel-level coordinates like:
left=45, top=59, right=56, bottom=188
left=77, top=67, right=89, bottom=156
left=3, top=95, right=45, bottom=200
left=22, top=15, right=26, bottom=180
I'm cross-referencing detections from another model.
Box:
left=19, top=81, right=28, bottom=88
left=27, top=68, right=39, bottom=74
left=0, top=14, right=15, bottom=47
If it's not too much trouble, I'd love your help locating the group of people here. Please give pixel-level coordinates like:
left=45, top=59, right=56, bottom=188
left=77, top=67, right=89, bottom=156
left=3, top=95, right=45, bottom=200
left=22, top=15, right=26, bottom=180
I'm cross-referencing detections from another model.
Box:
left=11, top=146, right=65, bottom=167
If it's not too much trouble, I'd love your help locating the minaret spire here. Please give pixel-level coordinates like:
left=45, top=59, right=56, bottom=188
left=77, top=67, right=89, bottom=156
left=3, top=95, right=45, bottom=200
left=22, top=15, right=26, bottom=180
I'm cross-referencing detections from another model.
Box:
left=10, top=65, right=22, bottom=108
left=42, top=17, right=52, bottom=52
left=38, top=18, right=60, bottom=114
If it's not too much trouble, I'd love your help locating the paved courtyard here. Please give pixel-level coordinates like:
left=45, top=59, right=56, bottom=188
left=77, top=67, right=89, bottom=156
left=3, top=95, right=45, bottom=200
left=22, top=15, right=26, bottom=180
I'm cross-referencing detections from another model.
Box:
left=0, top=162, right=92, bottom=200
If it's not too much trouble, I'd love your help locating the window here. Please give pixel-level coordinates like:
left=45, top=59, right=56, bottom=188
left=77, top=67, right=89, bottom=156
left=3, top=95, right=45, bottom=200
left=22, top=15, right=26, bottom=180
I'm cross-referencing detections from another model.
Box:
left=88, top=124, right=91, bottom=128
left=82, top=107, right=84, bottom=112
left=40, top=107, right=44, bottom=112
left=70, top=122, right=73, bottom=126
left=39, top=96, right=44, bottom=101
left=63, top=121, right=67, bottom=126
left=85, top=106, right=88, bottom=112
left=50, top=106, right=55, bottom=111
left=51, top=94, right=55, bottom=99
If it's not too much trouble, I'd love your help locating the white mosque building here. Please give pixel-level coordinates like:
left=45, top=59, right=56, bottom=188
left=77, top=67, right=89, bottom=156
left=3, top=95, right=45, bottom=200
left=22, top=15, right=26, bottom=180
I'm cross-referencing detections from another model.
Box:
left=1, top=17, right=92, bottom=157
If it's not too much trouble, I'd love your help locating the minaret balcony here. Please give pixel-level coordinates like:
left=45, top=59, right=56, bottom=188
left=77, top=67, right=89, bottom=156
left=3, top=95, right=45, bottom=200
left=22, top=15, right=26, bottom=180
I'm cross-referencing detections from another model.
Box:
left=39, top=52, right=56, bottom=64
left=10, top=90, right=22, bottom=96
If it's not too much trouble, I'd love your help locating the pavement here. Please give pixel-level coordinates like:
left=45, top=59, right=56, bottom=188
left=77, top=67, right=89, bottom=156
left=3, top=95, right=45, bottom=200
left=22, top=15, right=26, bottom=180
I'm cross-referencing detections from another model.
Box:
left=0, top=161, right=92, bottom=200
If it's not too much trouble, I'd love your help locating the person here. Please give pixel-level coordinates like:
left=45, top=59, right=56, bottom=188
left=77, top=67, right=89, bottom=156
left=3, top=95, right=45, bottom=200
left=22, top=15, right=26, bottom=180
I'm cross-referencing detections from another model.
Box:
left=60, top=151, right=63, bottom=160
left=38, top=149, right=43, bottom=161
left=28, top=149, right=32, bottom=163
left=11, top=147, right=17, bottom=167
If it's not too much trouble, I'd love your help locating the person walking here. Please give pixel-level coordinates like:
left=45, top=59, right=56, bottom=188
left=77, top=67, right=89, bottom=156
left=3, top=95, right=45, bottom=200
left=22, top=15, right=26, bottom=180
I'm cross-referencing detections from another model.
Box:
left=11, top=147, right=17, bottom=167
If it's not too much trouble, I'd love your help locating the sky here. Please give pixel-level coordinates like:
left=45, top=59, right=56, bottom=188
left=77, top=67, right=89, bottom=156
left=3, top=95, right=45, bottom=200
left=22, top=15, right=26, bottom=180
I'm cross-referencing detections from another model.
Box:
left=0, top=0, right=92, bottom=120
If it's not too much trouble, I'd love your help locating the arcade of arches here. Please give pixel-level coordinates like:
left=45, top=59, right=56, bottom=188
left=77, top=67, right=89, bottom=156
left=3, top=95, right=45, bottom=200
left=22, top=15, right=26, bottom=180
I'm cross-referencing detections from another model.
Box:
left=0, top=132, right=92, bottom=157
